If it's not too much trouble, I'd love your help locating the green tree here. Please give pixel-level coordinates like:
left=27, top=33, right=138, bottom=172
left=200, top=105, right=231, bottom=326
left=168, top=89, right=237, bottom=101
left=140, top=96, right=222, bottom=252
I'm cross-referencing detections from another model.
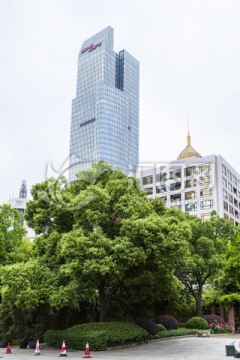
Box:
left=177, top=212, right=236, bottom=316
left=24, top=162, right=191, bottom=322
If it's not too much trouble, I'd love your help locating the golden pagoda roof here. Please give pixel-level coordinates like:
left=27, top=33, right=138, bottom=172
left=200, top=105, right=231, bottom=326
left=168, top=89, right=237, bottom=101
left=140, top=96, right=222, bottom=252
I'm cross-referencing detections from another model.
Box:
left=177, top=130, right=201, bottom=160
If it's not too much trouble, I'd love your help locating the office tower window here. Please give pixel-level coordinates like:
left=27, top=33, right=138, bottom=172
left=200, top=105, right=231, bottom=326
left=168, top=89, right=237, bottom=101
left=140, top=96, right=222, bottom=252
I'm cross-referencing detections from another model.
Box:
left=185, top=203, right=197, bottom=212
left=227, top=170, right=232, bottom=180
left=156, top=172, right=167, bottom=182
left=144, top=187, right=153, bottom=195
left=222, top=177, right=227, bottom=187
left=200, top=188, right=213, bottom=198
left=199, top=176, right=212, bottom=186
left=200, top=163, right=211, bottom=173
left=156, top=184, right=167, bottom=193
left=222, top=164, right=226, bottom=175
left=185, top=191, right=196, bottom=200
left=185, top=166, right=196, bottom=176
left=223, top=201, right=228, bottom=211
left=201, top=213, right=211, bottom=221
left=143, top=175, right=153, bottom=185
left=170, top=193, right=181, bottom=202
left=185, top=179, right=196, bottom=188
left=200, top=200, right=213, bottom=210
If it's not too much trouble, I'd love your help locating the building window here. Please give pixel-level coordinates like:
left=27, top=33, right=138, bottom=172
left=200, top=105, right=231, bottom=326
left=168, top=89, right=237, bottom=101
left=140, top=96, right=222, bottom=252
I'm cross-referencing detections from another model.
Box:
left=227, top=170, right=232, bottom=180
left=143, top=175, right=153, bottom=185
left=199, top=176, right=212, bottom=186
left=170, top=169, right=181, bottom=179
left=185, top=191, right=196, bottom=200
left=185, top=203, right=197, bottom=212
left=200, top=200, right=213, bottom=210
left=229, top=194, right=233, bottom=203
left=200, top=163, right=211, bottom=173
left=222, top=164, right=226, bottom=175
left=228, top=182, right=232, bottom=192
left=233, top=187, right=237, bottom=195
left=156, top=173, right=167, bottom=183
left=170, top=182, right=181, bottom=191
left=224, top=213, right=229, bottom=220
left=200, top=188, right=213, bottom=198
left=234, top=198, right=238, bottom=207
left=233, top=175, right=237, bottom=185
left=185, top=179, right=196, bottom=188
left=170, top=193, right=181, bottom=202
left=235, top=210, right=239, bottom=218
left=222, top=177, right=227, bottom=188
left=229, top=206, right=234, bottom=214
left=201, top=213, right=211, bottom=221
left=156, top=184, right=167, bottom=193
left=185, top=166, right=196, bottom=176
left=144, top=187, right=153, bottom=195
left=223, top=189, right=228, bottom=199
left=238, top=180, right=240, bottom=188
left=223, top=201, right=228, bottom=211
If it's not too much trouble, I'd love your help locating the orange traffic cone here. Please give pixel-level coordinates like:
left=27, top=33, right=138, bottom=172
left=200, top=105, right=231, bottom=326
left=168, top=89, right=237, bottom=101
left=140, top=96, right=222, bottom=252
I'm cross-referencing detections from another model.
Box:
left=6, top=342, right=12, bottom=354
left=59, top=340, right=68, bottom=357
left=82, top=341, right=92, bottom=358
left=34, top=339, right=40, bottom=356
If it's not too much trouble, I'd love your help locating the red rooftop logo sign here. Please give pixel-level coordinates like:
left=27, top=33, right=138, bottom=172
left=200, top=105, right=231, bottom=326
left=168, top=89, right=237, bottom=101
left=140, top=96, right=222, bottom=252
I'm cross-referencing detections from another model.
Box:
left=81, top=42, right=102, bottom=54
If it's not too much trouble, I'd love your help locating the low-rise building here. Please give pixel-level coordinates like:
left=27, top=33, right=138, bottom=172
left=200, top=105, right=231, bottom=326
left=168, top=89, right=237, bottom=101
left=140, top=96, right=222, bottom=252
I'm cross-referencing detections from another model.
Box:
left=139, top=131, right=240, bottom=226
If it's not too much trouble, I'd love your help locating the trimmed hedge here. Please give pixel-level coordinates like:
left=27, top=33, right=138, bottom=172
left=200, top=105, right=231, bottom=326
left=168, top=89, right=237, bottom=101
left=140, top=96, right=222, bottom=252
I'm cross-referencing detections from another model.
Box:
left=135, top=319, right=159, bottom=335
left=186, top=317, right=208, bottom=330
left=44, top=322, right=149, bottom=350
left=154, top=315, right=179, bottom=330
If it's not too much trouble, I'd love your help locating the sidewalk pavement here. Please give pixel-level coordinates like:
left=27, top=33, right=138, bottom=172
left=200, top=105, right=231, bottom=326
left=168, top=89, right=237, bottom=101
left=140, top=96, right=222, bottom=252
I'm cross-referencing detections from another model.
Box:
left=0, top=335, right=238, bottom=360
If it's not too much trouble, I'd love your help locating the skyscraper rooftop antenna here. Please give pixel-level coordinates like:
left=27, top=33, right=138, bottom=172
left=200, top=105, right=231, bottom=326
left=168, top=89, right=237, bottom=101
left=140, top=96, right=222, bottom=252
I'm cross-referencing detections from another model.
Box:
left=19, top=180, right=27, bottom=199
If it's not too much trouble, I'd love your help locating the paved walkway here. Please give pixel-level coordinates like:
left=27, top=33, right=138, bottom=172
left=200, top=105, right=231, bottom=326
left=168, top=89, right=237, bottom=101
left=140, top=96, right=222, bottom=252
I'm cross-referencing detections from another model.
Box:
left=0, top=335, right=238, bottom=359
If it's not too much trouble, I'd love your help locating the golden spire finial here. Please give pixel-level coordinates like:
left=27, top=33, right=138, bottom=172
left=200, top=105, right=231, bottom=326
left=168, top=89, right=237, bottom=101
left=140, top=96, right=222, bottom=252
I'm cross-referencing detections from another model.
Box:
left=187, top=115, right=191, bottom=146
left=177, top=116, right=201, bottom=160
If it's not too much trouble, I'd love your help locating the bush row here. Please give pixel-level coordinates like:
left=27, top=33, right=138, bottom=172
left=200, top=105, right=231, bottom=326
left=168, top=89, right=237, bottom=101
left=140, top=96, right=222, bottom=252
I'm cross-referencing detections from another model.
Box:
left=43, top=322, right=149, bottom=351
left=43, top=314, right=230, bottom=350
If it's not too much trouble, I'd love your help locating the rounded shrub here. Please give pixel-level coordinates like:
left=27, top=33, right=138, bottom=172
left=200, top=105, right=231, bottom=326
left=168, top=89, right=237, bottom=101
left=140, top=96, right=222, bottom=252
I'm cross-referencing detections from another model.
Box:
left=135, top=319, right=159, bottom=335
left=203, top=314, right=225, bottom=327
left=154, top=315, right=179, bottom=330
left=186, top=317, right=208, bottom=329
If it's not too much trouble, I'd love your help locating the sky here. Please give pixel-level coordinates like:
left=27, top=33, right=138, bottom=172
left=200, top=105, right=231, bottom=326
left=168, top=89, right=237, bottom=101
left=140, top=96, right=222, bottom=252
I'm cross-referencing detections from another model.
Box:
left=1, top=0, right=240, bottom=203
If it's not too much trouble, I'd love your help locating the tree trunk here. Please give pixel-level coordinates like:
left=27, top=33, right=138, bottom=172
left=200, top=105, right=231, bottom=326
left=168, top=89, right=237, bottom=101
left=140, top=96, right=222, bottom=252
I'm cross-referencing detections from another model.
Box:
left=195, top=289, right=203, bottom=316
left=98, top=280, right=107, bottom=322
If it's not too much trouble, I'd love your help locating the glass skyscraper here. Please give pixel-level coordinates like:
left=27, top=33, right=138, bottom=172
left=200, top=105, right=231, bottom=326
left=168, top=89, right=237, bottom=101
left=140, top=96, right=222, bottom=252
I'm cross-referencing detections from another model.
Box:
left=69, top=26, right=139, bottom=179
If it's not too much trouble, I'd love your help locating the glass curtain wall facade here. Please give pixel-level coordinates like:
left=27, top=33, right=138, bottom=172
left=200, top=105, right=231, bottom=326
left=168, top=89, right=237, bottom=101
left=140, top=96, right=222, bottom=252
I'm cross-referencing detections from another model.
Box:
left=69, top=26, right=139, bottom=179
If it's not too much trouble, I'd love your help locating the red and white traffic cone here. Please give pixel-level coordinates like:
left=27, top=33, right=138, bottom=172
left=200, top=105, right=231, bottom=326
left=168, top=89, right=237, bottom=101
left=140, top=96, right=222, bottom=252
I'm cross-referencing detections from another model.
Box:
left=59, top=340, right=68, bottom=357
left=6, top=342, right=12, bottom=354
left=82, top=341, right=92, bottom=358
left=34, top=339, right=40, bottom=356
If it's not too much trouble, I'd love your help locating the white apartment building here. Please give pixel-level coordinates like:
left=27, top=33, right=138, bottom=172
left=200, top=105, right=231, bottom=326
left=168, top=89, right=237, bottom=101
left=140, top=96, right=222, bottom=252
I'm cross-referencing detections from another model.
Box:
left=139, top=132, right=240, bottom=226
